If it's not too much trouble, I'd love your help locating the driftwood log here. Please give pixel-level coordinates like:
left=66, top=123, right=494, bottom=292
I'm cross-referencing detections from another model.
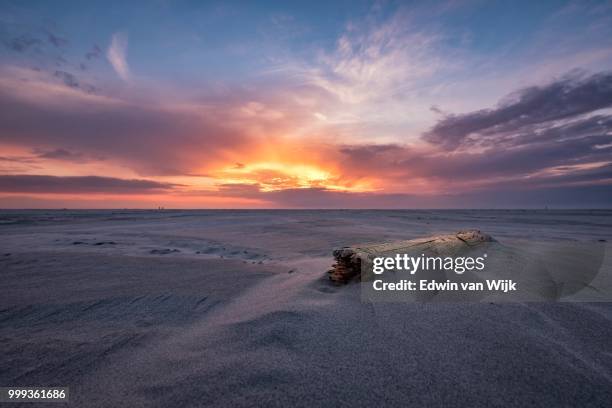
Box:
left=328, top=230, right=494, bottom=284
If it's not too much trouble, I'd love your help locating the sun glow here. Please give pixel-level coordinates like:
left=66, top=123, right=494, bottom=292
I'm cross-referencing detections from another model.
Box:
left=216, top=161, right=372, bottom=192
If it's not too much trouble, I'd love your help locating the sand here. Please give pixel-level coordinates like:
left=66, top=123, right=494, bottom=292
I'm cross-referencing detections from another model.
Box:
left=1, top=210, right=611, bottom=407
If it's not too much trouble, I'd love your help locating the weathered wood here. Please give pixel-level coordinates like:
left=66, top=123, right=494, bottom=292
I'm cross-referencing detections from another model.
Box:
left=328, top=230, right=494, bottom=284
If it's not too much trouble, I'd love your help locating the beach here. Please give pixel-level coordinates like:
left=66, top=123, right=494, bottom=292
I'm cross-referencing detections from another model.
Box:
left=1, top=210, right=612, bottom=407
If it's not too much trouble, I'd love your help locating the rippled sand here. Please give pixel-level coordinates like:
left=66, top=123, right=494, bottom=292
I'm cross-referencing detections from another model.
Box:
left=1, top=210, right=611, bottom=407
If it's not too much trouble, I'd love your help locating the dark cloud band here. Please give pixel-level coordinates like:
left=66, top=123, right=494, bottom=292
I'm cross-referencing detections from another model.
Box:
left=0, top=175, right=176, bottom=194
left=423, top=71, right=612, bottom=150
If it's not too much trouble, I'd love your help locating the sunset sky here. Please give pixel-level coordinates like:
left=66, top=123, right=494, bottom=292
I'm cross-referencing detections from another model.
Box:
left=1, top=0, right=612, bottom=208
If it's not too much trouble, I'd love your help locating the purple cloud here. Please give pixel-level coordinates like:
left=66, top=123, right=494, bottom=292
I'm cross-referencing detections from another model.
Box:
left=423, top=71, right=612, bottom=150
left=0, top=175, right=176, bottom=194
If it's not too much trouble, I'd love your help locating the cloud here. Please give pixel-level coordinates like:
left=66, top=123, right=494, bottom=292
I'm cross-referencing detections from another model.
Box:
left=0, top=68, right=266, bottom=176
left=423, top=71, right=612, bottom=150
left=53, top=71, right=79, bottom=89
left=268, top=185, right=612, bottom=208
left=34, top=148, right=92, bottom=163
left=107, top=33, right=130, bottom=81
left=0, top=175, right=176, bottom=194
left=306, top=12, right=443, bottom=106
left=52, top=70, right=96, bottom=93
left=0, top=154, right=42, bottom=174
left=46, top=32, right=68, bottom=48
left=258, top=8, right=449, bottom=144
left=3, top=34, right=41, bottom=52
left=0, top=156, right=37, bottom=164
left=337, top=124, right=612, bottom=193
left=185, top=183, right=612, bottom=209
left=85, top=44, right=102, bottom=60
left=333, top=71, right=612, bottom=195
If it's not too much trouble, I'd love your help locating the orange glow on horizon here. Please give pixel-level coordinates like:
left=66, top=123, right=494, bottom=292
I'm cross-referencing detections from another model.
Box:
left=213, top=161, right=375, bottom=193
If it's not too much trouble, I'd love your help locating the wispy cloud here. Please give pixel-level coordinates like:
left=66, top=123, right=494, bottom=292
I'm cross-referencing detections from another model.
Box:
left=106, top=33, right=130, bottom=81
left=309, top=14, right=442, bottom=105
left=269, top=9, right=452, bottom=143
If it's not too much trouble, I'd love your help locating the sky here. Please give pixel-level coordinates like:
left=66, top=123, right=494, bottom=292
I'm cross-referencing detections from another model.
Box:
left=1, top=0, right=611, bottom=208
